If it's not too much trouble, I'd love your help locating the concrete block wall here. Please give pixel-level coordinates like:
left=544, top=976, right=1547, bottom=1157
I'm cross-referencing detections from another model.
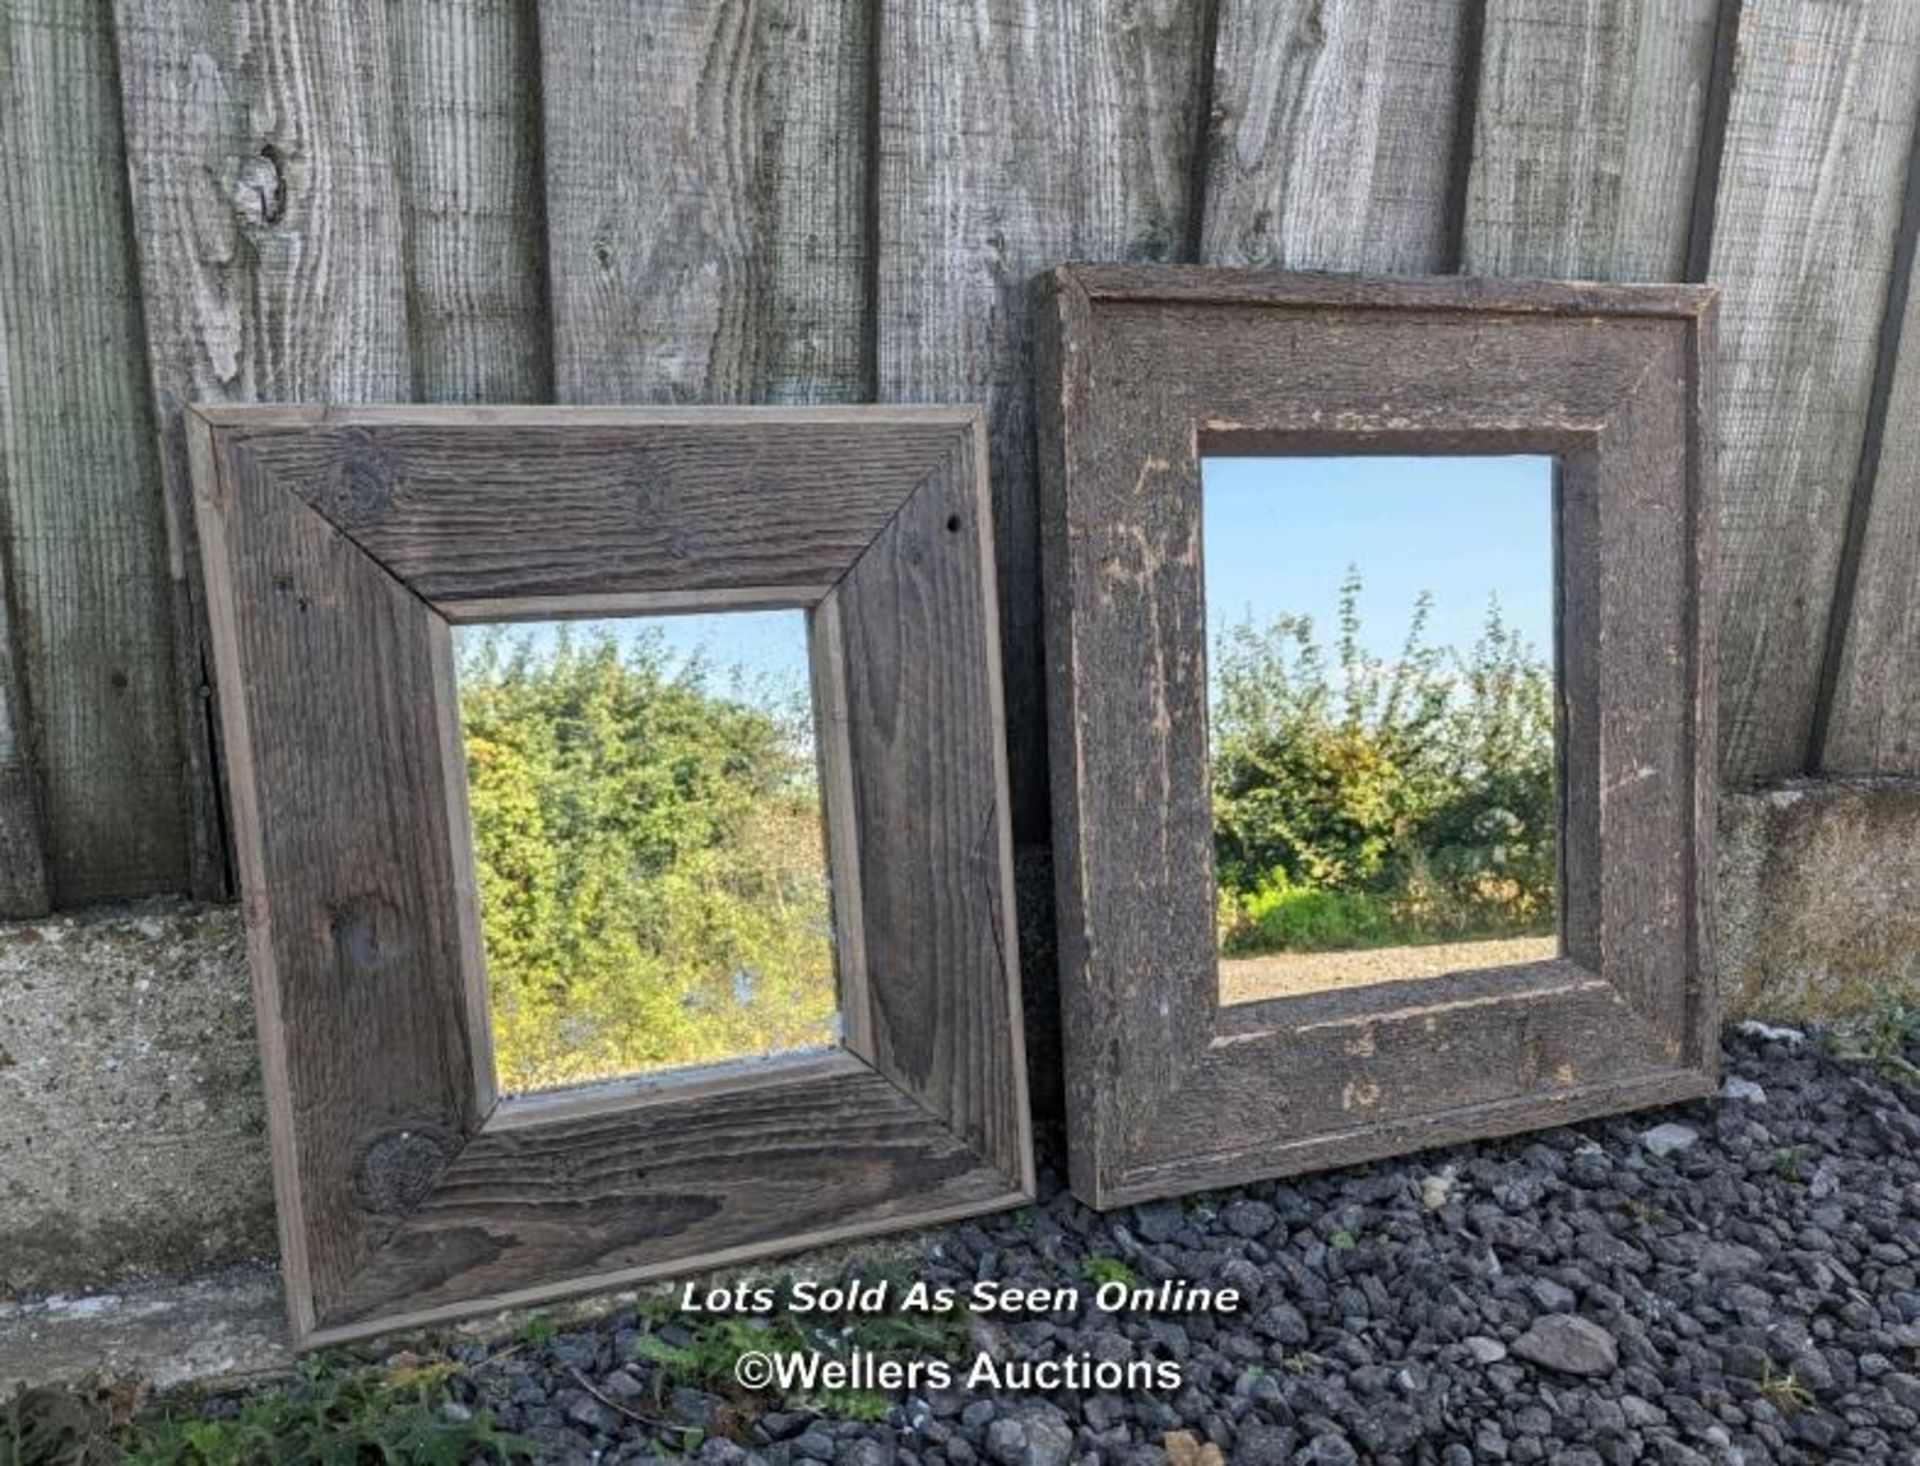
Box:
left=0, top=903, right=273, bottom=1299
left=1719, top=778, right=1920, bottom=1021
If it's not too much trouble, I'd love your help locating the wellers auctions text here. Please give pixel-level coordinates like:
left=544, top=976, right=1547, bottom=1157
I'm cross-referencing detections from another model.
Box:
left=682, top=1277, right=1242, bottom=1317
left=752, top=1347, right=1184, bottom=1394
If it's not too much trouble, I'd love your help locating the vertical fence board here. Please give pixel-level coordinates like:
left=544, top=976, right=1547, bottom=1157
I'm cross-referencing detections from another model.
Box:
left=538, top=0, right=868, bottom=405
left=0, top=540, right=47, bottom=915
left=876, top=0, right=1209, bottom=848
left=1464, top=0, right=1719, bottom=280
left=111, top=0, right=551, bottom=904
left=1823, top=243, right=1920, bottom=772
left=1200, top=0, right=1471, bottom=273
left=0, top=0, right=185, bottom=906
left=1705, top=0, right=1920, bottom=783
left=876, top=0, right=1210, bottom=1132
left=114, top=1, right=412, bottom=405
left=391, top=0, right=552, bottom=404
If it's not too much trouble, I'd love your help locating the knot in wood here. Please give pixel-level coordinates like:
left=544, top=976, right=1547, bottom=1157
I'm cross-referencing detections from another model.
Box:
left=333, top=435, right=397, bottom=524
left=353, top=1125, right=456, bottom=1214
left=231, top=145, right=287, bottom=228
left=328, top=897, right=406, bottom=976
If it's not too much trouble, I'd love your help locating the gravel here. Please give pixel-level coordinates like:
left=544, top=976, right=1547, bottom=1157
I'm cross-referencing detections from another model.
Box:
left=1640, top=1123, right=1702, bottom=1158
left=184, top=1025, right=1920, bottom=1461
left=1508, top=1315, right=1617, bottom=1376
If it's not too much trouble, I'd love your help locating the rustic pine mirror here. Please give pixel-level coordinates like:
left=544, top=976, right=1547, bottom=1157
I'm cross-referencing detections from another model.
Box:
left=1036, top=267, right=1719, bottom=1208
left=189, top=405, right=1031, bottom=1345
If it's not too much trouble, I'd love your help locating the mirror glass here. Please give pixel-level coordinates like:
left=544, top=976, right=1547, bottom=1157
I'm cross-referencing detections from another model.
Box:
left=454, top=611, right=838, bottom=1095
left=1204, top=455, right=1559, bottom=1003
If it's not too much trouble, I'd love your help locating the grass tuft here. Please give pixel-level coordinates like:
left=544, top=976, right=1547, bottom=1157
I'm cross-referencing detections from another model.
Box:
left=1079, top=1255, right=1137, bottom=1289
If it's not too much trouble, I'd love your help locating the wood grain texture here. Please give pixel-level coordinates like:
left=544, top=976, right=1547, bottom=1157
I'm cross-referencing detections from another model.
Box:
left=875, top=0, right=1210, bottom=847
left=195, top=417, right=483, bottom=1339
left=1105, top=303, right=1679, bottom=434
left=209, top=413, right=974, bottom=605
left=1123, top=1063, right=1714, bottom=1205
left=114, top=0, right=416, bottom=900
left=1684, top=302, right=1719, bottom=1068
left=390, top=0, right=552, bottom=404
left=318, top=1064, right=1022, bottom=1339
left=538, top=0, right=868, bottom=405
left=1592, top=328, right=1702, bottom=1054
left=1704, top=0, right=1920, bottom=782
left=1556, top=447, right=1603, bottom=974
left=833, top=423, right=1029, bottom=1185
left=1037, top=267, right=1717, bottom=1206
left=1200, top=0, right=1471, bottom=273
left=1825, top=240, right=1920, bottom=770
left=1464, top=0, right=1720, bottom=279
left=1053, top=263, right=1716, bottom=318
left=0, top=0, right=187, bottom=903
left=0, top=536, right=47, bottom=915
left=429, top=614, right=497, bottom=1116
left=1134, top=963, right=1693, bottom=1189
left=114, top=1, right=411, bottom=403
left=1038, top=277, right=1213, bottom=1188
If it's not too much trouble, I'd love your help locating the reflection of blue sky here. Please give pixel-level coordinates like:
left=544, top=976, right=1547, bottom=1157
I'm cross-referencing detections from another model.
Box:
left=1202, top=455, right=1555, bottom=665
left=455, top=456, right=1552, bottom=708
left=457, top=609, right=813, bottom=704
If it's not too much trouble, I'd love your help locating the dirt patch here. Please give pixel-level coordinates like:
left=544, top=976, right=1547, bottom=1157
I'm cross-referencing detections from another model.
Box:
left=1219, top=934, right=1560, bottom=1003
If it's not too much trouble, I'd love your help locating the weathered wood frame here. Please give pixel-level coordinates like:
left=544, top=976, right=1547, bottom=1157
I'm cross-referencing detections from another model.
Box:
left=188, top=405, right=1032, bottom=1346
left=1035, top=265, right=1719, bottom=1208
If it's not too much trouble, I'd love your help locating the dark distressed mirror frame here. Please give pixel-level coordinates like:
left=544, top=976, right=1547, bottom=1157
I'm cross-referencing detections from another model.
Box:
left=1035, top=265, right=1719, bottom=1209
left=189, top=404, right=1031, bottom=1346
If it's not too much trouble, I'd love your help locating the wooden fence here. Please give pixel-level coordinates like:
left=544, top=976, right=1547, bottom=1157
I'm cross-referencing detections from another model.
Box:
left=3, top=0, right=1919, bottom=912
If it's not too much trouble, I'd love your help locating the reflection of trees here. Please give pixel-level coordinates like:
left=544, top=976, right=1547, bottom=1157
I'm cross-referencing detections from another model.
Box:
left=459, top=626, right=835, bottom=1093
left=1212, top=572, right=1556, bottom=954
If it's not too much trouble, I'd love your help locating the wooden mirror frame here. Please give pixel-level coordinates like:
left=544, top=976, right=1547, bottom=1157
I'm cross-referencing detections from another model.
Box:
left=1035, top=266, right=1719, bottom=1209
left=189, top=405, right=1032, bottom=1346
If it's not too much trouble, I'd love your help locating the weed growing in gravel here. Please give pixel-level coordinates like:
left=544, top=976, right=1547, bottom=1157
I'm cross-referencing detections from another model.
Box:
left=1828, top=998, right=1920, bottom=1085
left=1771, top=1144, right=1807, bottom=1182
left=1080, top=1255, right=1137, bottom=1289
left=122, top=1352, right=529, bottom=1464
left=1329, top=1229, right=1359, bottom=1252
left=634, top=1312, right=799, bottom=1387
left=626, top=1276, right=973, bottom=1432
left=810, top=1390, right=892, bottom=1425
left=1758, top=1362, right=1814, bottom=1415
left=515, top=1314, right=557, bottom=1348
left=3, top=1354, right=532, bottom=1465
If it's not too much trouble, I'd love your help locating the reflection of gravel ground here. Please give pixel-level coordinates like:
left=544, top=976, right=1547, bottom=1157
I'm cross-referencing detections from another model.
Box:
left=191, top=1026, right=1920, bottom=1461
left=1219, top=935, right=1561, bottom=1002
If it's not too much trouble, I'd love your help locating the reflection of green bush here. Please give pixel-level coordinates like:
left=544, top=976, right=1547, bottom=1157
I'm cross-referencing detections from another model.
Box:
left=1224, top=874, right=1552, bottom=956
left=459, top=627, right=835, bottom=1093
left=1213, top=572, right=1555, bottom=955
left=1226, top=878, right=1396, bottom=954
